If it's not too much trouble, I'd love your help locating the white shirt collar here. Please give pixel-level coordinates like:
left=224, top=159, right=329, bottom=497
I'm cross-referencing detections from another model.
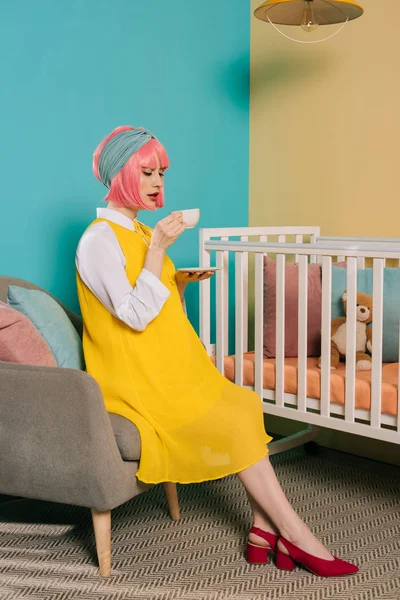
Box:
left=97, top=207, right=135, bottom=231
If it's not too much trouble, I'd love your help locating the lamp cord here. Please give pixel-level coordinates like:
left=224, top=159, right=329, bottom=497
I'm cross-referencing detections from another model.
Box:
left=266, top=16, right=349, bottom=44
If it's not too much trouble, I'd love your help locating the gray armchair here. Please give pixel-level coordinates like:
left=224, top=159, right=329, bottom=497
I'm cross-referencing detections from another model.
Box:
left=0, top=276, right=180, bottom=577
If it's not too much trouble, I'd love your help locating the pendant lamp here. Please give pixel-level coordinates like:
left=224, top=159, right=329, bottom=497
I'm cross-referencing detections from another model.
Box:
left=254, top=0, right=364, bottom=44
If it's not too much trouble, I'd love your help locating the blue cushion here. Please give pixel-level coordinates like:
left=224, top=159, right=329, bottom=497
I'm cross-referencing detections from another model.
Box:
left=331, top=266, right=400, bottom=363
left=7, top=286, right=84, bottom=370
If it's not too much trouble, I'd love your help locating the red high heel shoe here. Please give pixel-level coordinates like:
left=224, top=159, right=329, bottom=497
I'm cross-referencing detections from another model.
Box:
left=275, top=537, right=359, bottom=577
left=246, top=527, right=279, bottom=564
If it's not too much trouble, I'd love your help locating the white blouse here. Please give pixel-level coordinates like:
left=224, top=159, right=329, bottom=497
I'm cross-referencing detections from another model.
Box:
left=75, top=208, right=171, bottom=331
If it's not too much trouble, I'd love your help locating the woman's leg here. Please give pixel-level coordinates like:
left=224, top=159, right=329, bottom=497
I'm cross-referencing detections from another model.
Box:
left=237, top=456, right=333, bottom=560
left=245, top=489, right=279, bottom=547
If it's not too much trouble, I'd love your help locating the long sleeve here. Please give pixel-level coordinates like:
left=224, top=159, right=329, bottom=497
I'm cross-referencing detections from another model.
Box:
left=75, top=221, right=170, bottom=331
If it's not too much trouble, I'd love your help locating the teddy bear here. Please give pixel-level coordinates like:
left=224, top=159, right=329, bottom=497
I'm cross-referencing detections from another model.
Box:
left=319, top=290, right=373, bottom=370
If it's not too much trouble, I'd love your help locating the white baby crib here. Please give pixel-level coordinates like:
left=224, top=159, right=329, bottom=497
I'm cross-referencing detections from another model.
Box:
left=199, top=226, right=400, bottom=456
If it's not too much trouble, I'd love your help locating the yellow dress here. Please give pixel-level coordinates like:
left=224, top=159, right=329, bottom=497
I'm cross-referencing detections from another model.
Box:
left=76, top=218, right=272, bottom=484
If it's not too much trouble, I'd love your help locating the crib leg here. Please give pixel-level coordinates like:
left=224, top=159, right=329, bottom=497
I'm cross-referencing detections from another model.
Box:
left=268, top=425, right=320, bottom=456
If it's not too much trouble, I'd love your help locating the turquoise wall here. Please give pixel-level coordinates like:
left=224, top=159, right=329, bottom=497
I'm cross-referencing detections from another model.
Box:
left=0, top=0, right=250, bottom=330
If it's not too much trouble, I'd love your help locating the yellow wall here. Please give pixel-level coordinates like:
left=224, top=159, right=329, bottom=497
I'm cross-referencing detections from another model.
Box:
left=250, top=0, right=400, bottom=465
left=250, top=0, right=400, bottom=237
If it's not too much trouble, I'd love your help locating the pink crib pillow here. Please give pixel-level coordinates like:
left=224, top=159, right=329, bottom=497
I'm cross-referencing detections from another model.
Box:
left=0, top=301, right=57, bottom=367
left=263, top=257, right=322, bottom=358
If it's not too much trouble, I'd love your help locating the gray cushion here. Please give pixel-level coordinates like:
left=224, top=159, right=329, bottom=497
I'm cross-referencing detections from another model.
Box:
left=108, top=413, right=141, bottom=461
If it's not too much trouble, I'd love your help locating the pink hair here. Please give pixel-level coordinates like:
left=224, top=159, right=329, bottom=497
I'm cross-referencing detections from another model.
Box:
left=92, top=125, right=170, bottom=210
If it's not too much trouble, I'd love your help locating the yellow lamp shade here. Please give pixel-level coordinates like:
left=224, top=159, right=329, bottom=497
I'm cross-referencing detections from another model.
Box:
left=254, top=0, right=364, bottom=26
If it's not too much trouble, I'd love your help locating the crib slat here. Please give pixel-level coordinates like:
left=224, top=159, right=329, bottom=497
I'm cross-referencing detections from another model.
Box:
left=199, top=229, right=211, bottom=353
left=240, top=235, right=249, bottom=352
left=310, top=234, right=317, bottom=264
left=216, top=250, right=225, bottom=375
left=278, top=235, right=286, bottom=244
left=297, top=255, right=308, bottom=412
left=254, top=253, right=264, bottom=398
left=371, top=259, right=384, bottom=429
left=235, top=253, right=245, bottom=386
left=338, top=255, right=345, bottom=263
left=258, top=236, right=268, bottom=368
left=295, top=234, right=303, bottom=264
left=320, top=257, right=332, bottom=417
left=221, top=237, right=229, bottom=355
left=253, top=235, right=268, bottom=395
left=275, top=254, right=285, bottom=407
left=357, top=257, right=365, bottom=270
left=345, top=258, right=357, bottom=423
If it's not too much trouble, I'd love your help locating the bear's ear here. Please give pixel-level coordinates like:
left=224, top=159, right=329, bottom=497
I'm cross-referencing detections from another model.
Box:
left=342, top=291, right=348, bottom=302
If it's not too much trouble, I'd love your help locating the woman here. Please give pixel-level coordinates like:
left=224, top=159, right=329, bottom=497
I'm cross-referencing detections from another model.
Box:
left=75, top=125, right=358, bottom=577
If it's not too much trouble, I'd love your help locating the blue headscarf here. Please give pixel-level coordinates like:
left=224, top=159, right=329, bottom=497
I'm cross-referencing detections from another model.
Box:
left=98, top=128, right=157, bottom=188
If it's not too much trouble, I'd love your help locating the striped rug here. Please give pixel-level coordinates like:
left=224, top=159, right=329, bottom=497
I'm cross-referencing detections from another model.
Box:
left=0, top=447, right=399, bottom=599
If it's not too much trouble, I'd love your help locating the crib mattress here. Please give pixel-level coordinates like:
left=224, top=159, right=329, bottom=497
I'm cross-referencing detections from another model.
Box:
left=221, top=353, right=398, bottom=417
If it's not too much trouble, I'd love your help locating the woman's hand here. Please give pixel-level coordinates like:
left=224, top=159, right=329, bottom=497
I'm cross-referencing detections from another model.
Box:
left=175, top=270, right=215, bottom=304
left=150, top=212, right=186, bottom=251
left=175, top=271, right=216, bottom=285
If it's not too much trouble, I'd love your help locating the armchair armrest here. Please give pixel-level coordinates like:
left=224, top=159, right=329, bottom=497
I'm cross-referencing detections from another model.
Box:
left=0, top=361, right=149, bottom=510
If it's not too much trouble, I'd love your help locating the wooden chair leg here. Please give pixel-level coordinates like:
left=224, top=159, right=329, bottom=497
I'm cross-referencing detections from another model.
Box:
left=91, top=508, right=111, bottom=577
left=162, top=482, right=180, bottom=521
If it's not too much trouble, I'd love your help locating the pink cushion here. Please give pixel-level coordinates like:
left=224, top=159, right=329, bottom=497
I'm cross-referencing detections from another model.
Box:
left=0, top=301, right=57, bottom=366
left=263, top=257, right=322, bottom=358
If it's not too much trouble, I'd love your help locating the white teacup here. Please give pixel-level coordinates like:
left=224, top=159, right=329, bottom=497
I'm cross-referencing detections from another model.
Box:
left=174, top=208, right=200, bottom=229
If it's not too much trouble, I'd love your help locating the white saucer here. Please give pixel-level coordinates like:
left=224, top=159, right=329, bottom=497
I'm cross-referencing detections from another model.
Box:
left=177, top=267, right=221, bottom=273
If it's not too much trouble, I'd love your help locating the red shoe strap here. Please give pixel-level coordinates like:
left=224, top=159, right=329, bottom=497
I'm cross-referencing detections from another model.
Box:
left=250, top=526, right=278, bottom=549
